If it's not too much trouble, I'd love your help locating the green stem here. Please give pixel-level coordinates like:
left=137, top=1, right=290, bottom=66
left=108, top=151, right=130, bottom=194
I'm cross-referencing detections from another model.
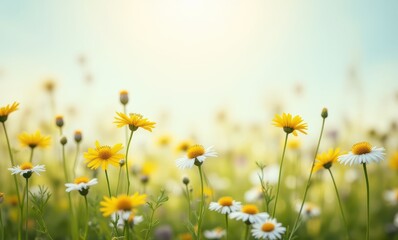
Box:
left=185, top=184, right=191, bottom=222
left=328, top=169, right=350, bottom=239
left=289, top=117, right=326, bottom=240
left=225, top=213, right=229, bottom=240
left=73, top=143, right=80, bottom=179
left=62, top=145, right=69, bottom=183
left=197, top=165, right=205, bottom=240
left=125, top=131, right=134, bottom=195
left=2, top=122, right=22, bottom=240
left=123, top=105, right=128, bottom=146
left=0, top=207, right=4, bottom=240
left=61, top=143, right=77, bottom=240
left=125, top=220, right=130, bottom=240
left=244, top=224, right=250, bottom=240
left=28, top=148, right=34, bottom=163
left=363, top=163, right=370, bottom=240
left=25, top=178, right=28, bottom=240
left=144, top=210, right=156, bottom=240
left=116, top=166, right=122, bottom=196
left=105, top=170, right=112, bottom=197
left=273, top=133, right=289, bottom=217
left=84, top=196, right=89, bottom=240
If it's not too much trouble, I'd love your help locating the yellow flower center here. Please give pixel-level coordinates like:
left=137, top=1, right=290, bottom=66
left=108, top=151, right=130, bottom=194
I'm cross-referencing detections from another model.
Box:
left=98, top=146, right=112, bottom=160
left=242, top=204, right=259, bottom=215
left=20, top=162, right=33, bottom=170
left=187, top=145, right=205, bottom=159
left=116, top=196, right=133, bottom=211
left=74, top=177, right=89, bottom=184
left=261, top=222, right=275, bottom=232
left=218, top=196, right=233, bottom=206
left=352, top=142, right=372, bottom=155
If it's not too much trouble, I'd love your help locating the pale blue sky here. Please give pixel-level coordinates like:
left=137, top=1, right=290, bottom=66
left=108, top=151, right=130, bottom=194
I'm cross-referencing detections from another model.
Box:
left=1, top=0, right=397, bottom=142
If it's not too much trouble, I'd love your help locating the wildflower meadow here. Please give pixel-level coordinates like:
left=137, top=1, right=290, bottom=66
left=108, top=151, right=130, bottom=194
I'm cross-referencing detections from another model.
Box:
left=1, top=1, right=398, bottom=240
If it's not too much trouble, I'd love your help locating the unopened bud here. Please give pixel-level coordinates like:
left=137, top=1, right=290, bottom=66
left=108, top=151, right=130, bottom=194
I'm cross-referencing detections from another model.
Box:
left=74, top=130, right=82, bottom=143
left=140, top=175, right=149, bottom=184
left=321, top=108, right=328, bottom=119
left=182, top=176, right=190, bottom=185
left=119, top=90, right=129, bottom=105
left=55, top=115, right=64, bottom=128
left=119, top=159, right=125, bottom=167
left=60, top=136, right=67, bottom=145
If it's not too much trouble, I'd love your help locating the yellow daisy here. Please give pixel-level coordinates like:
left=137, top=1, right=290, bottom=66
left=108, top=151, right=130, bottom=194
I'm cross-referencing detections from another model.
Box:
left=100, top=193, right=147, bottom=217
left=313, top=148, right=341, bottom=173
left=18, top=130, right=51, bottom=149
left=84, top=141, right=124, bottom=170
left=389, top=151, right=398, bottom=170
left=176, top=140, right=193, bottom=152
left=272, top=113, right=308, bottom=136
left=0, top=102, right=19, bottom=122
left=114, top=112, right=155, bottom=132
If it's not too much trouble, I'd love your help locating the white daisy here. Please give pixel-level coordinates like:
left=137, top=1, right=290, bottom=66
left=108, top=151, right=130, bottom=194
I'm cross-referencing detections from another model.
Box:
left=204, top=227, right=226, bottom=239
left=110, top=212, right=143, bottom=228
left=251, top=218, right=286, bottom=240
left=65, top=177, right=98, bottom=195
left=384, top=189, right=398, bottom=205
left=209, top=196, right=241, bottom=215
left=229, top=204, right=269, bottom=224
left=176, top=145, right=217, bottom=169
left=295, top=202, right=321, bottom=220
left=8, top=162, right=45, bottom=178
left=338, top=142, right=385, bottom=166
left=244, top=187, right=263, bottom=203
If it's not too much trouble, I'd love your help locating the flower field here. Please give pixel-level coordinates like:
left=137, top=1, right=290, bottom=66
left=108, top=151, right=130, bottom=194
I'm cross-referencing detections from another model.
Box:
left=1, top=1, right=398, bottom=239
left=1, top=91, right=398, bottom=240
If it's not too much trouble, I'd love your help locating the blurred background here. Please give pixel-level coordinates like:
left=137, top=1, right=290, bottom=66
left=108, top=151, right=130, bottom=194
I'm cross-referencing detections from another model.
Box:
left=1, top=1, right=398, bottom=239
left=1, top=0, right=398, bottom=142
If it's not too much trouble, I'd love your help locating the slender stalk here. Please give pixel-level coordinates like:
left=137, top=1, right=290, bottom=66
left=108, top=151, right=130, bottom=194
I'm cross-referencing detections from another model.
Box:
left=125, top=131, right=134, bottom=195
left=328, top=169, right=350, bottom=239
left=73, top=142, right=80, bottom=179
left=225, top=213, right=229, bottom=240
left=61, top=143, right=77, bottom=240
left=83, top=196, right=89, bottom=240
left=363, top=163, right=370, bottom=240
left=116, top=166, right=122, bottom=195
left=105, top=170, right=112, bottom=197
left=2, top=122, right=22, bottom=240
left=0, top=207, right=4, bottom=240
left=125, top=220, right=130, bottom=240
left=25, top=178, right=28, bottom=240
left=123, top=105, right=128, bottom=145
left=197, top=165, right=205, bottom=240
left=185, top=184, right=191, bottom=222
left=272, top=133, right=289, bottom=217
left=244, top=224, right=250, bottom=240
left=28, top=148, right=34, bottom=163
left=289, top=117, right=326, bottom=240
left=144, top=210, right=156, bottom=240
left=62, top=145, right=69, bottom=182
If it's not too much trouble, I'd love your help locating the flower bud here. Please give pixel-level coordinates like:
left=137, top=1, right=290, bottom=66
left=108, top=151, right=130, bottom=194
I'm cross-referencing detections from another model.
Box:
left=119, top=90, right=129, bottom=105
left=55, top=115, right=64, bottom=128
left=321, top=108, right=328, bottom=119
left=182, top=176, right=190, bottom=185
left=74, top=130, right=82, bottom=143
left=119, top=159, right=126, bottom=167
left=60, top=136, right=67, bottom=145
left=0, top=192, right=4, bottom=204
